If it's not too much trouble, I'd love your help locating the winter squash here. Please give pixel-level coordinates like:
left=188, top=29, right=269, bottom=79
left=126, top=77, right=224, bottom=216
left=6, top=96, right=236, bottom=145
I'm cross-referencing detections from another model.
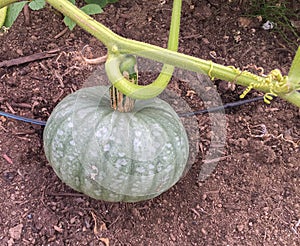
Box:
left=43, top=86, right=189, bottom=202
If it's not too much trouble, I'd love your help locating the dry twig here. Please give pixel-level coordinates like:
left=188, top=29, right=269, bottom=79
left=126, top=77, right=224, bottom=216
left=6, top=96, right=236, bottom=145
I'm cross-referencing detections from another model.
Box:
left=0, top=49, right=60, bottom=68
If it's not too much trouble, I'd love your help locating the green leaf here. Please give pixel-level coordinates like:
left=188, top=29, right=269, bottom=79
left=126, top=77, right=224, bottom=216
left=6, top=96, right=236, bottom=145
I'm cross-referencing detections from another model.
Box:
left=28, top=0, right=46, bottom=11
left=64, top=3, right=103, bottom=30
left=63, top=1, right=107, bottom=30
left=0, top=6, right=8, bottom=28
left=63, top=0, right=76, bottom=30
left=85, top=0, right=106, bottom=7
left=85, top=0, right=119, bottom=8
left=4, top=1, right=27, bottom=28
left=64, top=16, right=76, bottom=30
left=108, top=0, right=119, bottom=3
left=288, top=46, right=300, bottom=86
left=81, top=4, right=103, bottom=15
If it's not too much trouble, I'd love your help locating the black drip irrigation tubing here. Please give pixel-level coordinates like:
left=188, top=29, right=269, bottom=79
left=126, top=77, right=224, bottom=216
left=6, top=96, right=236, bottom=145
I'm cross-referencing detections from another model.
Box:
left=178, top=96, right=264, bottom=117
left=0, top=96, right=265, bottom=126
left=0, top=111, right=47, bottom=126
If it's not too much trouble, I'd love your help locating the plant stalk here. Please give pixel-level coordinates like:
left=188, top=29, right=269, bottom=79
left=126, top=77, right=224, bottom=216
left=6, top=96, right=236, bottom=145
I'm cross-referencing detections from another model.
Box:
left=288, top=46, right=300, bottom=86
left=280, top=90, right=300, bottom=107
left=0, top=0, right=15, bottom=8
left=110, top=55, right=137, bottom=112
left=43, top=0, right=268, bottom=88
left=1, top=0, right=300, bottom=107
left=106, top=0, right=182, bottom=98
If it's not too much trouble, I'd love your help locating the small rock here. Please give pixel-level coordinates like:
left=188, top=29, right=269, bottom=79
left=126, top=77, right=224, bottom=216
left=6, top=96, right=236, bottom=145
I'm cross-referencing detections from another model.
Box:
left=9, top=223, right=23, bottom=240
left=70, top=216, right=77, bottom=224
left=16, top=49, right=23, bottom=56
left=238, top=138, right=248, bottom=147
left=170, top=233, right=176, bottom=241
left=262, top=20, right=275, bottom=30
left=7, top=238, right=14, bottom=246
left=53, top=225, right=63, bottom=233
left=237, top=224, right=244, bottom=232
left=31, top=35, right=38, bottom=41
left=201, top=228, right=208, bottom=235
left=238, top=17, right=252, bottom=28
left=202, top=38, right=210, bottom=44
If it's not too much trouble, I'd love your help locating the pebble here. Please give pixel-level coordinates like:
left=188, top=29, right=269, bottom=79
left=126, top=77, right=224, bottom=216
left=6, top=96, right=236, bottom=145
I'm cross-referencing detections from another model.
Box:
left=7, top=238, right=14, bottom=246
left=9, top=223, right=23, bottom=240
left=202, top=38, right=210, bottom=44
left=31, top=35, right=38, bottom=41
left=238, top=138, right=248, bottom=147
left=238, top=17, right=252, bottom=28
left=201, top=228, right=208, bottom=235
left=170, top=233, right=176, bottom=241
left=237, top=224, right=244, bottom=232
left=16, top=49, right=23, bottom=56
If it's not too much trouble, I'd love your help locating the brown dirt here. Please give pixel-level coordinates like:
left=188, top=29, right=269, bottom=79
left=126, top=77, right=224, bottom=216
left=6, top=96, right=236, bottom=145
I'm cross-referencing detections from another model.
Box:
left=0, top=0, right=299, bottom=245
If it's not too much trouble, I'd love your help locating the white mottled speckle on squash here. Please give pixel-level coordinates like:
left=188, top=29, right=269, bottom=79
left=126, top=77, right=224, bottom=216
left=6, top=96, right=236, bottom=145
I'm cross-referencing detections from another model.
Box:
left=43, top=86, right=189, bottom=202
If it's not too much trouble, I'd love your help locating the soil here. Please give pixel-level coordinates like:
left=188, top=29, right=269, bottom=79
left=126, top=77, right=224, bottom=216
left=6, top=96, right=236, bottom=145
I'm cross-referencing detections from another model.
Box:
left=0, top=0, right=300, bottom=245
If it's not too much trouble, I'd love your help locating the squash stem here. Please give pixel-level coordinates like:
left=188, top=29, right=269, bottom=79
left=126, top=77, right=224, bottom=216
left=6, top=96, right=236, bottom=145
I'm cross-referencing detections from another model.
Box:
left=110, top=55, right=137, bottom=112
left=105, top=0, right=181, bottom=100
left=109, top=0, right=182, bottom=108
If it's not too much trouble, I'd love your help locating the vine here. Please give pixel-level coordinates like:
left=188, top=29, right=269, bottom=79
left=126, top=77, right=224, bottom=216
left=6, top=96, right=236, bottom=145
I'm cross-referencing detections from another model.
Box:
left=240, top=69, right=292, bottom=104
left=0, top=0, right=300, bottom=107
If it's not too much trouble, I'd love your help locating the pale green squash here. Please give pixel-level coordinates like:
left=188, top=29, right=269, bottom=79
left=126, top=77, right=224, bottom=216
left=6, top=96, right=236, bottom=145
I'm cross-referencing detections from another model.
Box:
left=43, top=86, right=189, bottom=202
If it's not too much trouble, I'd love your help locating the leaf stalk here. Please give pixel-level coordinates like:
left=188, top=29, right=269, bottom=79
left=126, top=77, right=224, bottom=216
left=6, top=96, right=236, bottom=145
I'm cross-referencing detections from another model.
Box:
left=1, top=0, right=299, bottom=107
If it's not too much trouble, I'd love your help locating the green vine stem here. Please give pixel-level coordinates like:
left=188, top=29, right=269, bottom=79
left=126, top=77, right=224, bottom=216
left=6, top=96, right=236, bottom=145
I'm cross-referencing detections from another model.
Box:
left=0, top=0, right=12, bottom=7
left=106, top=0, right=181, bottom=99
left=288, top=45, right=300, bottom=85
left=1, top=0, right=300, bottom=107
